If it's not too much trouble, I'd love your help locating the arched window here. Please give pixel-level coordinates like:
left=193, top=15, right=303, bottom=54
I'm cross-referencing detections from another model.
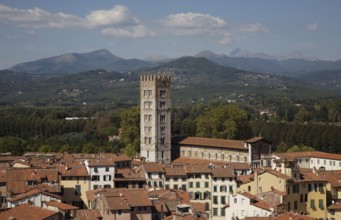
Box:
left=236, top=155, right=240, bottom=162
left=195, top=192, right=202, bottom=200
left=215, top=153, right=218, bottom=159
left=195, top=151, right=198, bottom=157
left=204, top=191, right=210, bottom=200
left=222, top=154, right=225, bottom=160
left=201, top=151, right=205, bottom=158
left=229, top=155, right=232, bottom=162
left=208, top=152, right=211, bottom=159
left=181, top=150, right=185, bottom=156
left=244, top=156, right=247, bottom=162
left=188, top=150, right=192, bottom=157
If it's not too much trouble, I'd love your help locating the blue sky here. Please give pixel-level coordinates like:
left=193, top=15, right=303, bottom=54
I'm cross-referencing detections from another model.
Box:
left=0, top=0, right=340, bottom=69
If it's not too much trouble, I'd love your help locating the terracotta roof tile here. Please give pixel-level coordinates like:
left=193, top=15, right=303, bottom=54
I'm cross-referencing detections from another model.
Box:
left=58, top=164, right=88, bottom=177
left=44, top=200, right=79, bottom=211
left=7, top=188, right=61, bottom=202
left=0, top=204, right=58, bottom=220
left=75, top=209, right=102, bottom=220
left=245, top=137, right=270, bottom=144
left=327, top=202, right=341, bottom=210
left=165, top=165, right=187, bottom=177
left=172, top=157, right=250, bottom=170
left=212, top=167, right=235, bottom=178
left=144, top=162, right=165, bottom=173
left=175, top=136, right=246, bottom=150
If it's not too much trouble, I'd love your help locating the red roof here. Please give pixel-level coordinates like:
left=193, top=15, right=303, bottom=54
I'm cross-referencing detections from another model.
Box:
left=176, top=136, right=246, bottom=150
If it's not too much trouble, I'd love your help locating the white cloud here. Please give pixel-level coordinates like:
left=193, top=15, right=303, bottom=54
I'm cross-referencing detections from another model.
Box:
left=307, top=23, right=318, bottom=31
left=101, top=25, right=155, bottom=38
left=161, top=13, right=227, bottom=36
left=0, top=4, right=154, bottom=38
left=86, top=5, right=139, bottom=27
left=239, top=23, right=269, bottom=33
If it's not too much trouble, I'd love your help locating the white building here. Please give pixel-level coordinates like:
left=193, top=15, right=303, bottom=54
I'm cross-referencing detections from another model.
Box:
left=140, top=74, right=171, bottom=164
left=225, top=192, right=274, bottom=220
left=273, top=151, right=341, bottom=171
left=211, top=167, right=237, bottom=220
left=84, top=159, right=115, bottom=190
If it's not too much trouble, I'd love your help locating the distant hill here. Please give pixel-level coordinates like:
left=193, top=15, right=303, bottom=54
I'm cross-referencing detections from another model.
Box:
left=9, top=49, right=159, bottom=74
left=195, top=50, right=341, bottom=76
left=2, top=56, right=340, bottom=106
left=297, top=69, right=341, bottom=90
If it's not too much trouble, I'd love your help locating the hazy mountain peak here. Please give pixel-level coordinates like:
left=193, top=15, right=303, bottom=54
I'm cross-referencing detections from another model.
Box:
left=195, top=50, right=226, bottom=59
left=144, top=54, right=170, bottom=62
left=230, top=48, right=253, bottom=57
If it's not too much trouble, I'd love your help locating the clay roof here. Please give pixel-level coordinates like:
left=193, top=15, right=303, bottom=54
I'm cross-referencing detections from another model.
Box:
left=185, top=164, right=211, bottom=174
left=270, top=188, right=287, bottom=196
left=297, top=169, right=328, bottom=183
left=0, top=204, right=58, bottom=220
left=327, top=202, right=341, bottom=210
left=165, top=165, right=187, bottom=176
left=316, top=170, right=341, bottom=187
left=240, top=191, right=257, bottom=200
left=104, top=153, right=131, bottom=162
left=263, top=170, right=292, bottom=181
left=175, top=136, right=246, bottom=150
left=143, top=162, right=165, bottom=173
left=236, top=174, right=254, bottom=183
left=212, top=167, right=235, bottom=178
left=102, top=188, right=153, bottom=210
left=273, top=151, right=341, bottom=161
left=274, top=212, right=315, bottom=220
left=5, top=168, right=59, bottom=194
left=58, top=164, right=88, bottom=177
left=86, top=158, right=116, bottom=167
left=115, top=168, right=145, bottom=180
left=190, top=202, right=207, bottom=212
left=245, top=137, right=271, bottom=144
left=44, top=200, right=79, bottom=211
left=7, top=188, right=61, bottom=202
left=75, top=209, right=102, bottom=220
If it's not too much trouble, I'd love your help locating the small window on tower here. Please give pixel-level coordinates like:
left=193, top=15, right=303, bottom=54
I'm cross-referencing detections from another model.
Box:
left=144, top=90, right=152, bottom=97
left=160, top=90, right=166, bottom=97
left=160, top=114, right=166, bottom=122
left=160, top=137, right=165, bottom=144
left=160, top=126, right=165, bottom=134
left=160, top=101, right=166, bottom=108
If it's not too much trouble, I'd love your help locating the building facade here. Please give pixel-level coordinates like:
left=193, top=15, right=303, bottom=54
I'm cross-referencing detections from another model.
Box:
left=140, top=74, right=171, bottom=164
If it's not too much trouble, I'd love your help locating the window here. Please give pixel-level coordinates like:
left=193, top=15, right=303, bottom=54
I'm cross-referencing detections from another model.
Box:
left=241, top=198, right=245, bottom=205
left=144, top=101, right=152, bottom=109
left=204, top=191, right=210, bottom=200
left=229, top=186, right=234, bottom=193
left=160, top=137, right=165, bottom=144
left=213, top=196, right=218, bottom=204
left=294, top=201, right=298, bottom=210
left=174, top=184, right=178, bottom=190
left=213, top=186, right=217, bottom=192
left=159, top=181, right=163, bottom=187
left=319, top=183, right=324, bottom=192
left=165, top=184, right=170, bottom=190
left=75, top=185, right=81, bottom=195
left=310, top=199, right=316, bottom=210
left=288, top=202, right=291, bottom=211
left=116, top=210, right=123, bottom=215
left=94, top=167, right=98, bottom=173
left=144, top=90, right=152, bottom=97
left=205, top=182, right=209, bottom=188
left=160, top=114, right=166, bottom=122
left=221, top=196, right=226, bottom=204
left=248, top=186, right=251, bottom=192
left=148, top=173, right=152, bottom=178
left=221, top=208, right=225, bottom=216
left=159, top=173, right=163, bottom=178
left=234, top=198, right=237, bottom=204
left=213, top=208, right=218, bottom=216
left=159, top=101, right=166, bottom=108
left=104, top=175, right=111, bottom=181
left=196, top=182, right=200, bottom=188
left=319, top=199, right=324, bottom=210
left=181, top=177, right=186, bottom=182
left=160, top=90, right=166, bottom=97
left=160, top=126, right=165, bottom=134
left=144, top=114, right=152, bottom=122
left=139, top=206, right=146, bottom=212
left=300, top=194, right=303, bottom=203
left=92, top=175, right=100, bottom=181
left=189, top=182, right=193, bottom=188
left=105, top=167, right=109, bottom=172
left=241, top=210, right=245, bottom=216
left=182, top=184, right=186, bottom=191
left=220, top=186, right=226, bottom=192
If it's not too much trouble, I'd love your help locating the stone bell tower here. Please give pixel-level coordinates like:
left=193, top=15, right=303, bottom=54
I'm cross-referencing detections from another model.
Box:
left=140, top=74, right=171, bottom=164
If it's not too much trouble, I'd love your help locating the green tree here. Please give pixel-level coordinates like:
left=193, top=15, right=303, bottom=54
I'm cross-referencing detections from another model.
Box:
left=39, top=145, right=53, bottom=153
left=196, top=104, right=249, bottom=139
left=120, top=106, right=140, bottom=150
left=124, top=144, right=137, bottom=159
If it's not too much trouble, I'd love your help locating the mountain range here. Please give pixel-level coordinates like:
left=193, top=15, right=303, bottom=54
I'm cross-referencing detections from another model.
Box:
left=8, top=48, right=341, bottom=76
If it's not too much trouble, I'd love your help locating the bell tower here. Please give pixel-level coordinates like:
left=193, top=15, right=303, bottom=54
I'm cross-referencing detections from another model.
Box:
left=140, top=74, right=171, bottom=164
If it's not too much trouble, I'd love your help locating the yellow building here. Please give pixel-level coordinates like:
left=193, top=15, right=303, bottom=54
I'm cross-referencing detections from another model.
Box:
left=237, top=159, right=328, bottom=219
left=59, top=163, right=90, bottom=209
